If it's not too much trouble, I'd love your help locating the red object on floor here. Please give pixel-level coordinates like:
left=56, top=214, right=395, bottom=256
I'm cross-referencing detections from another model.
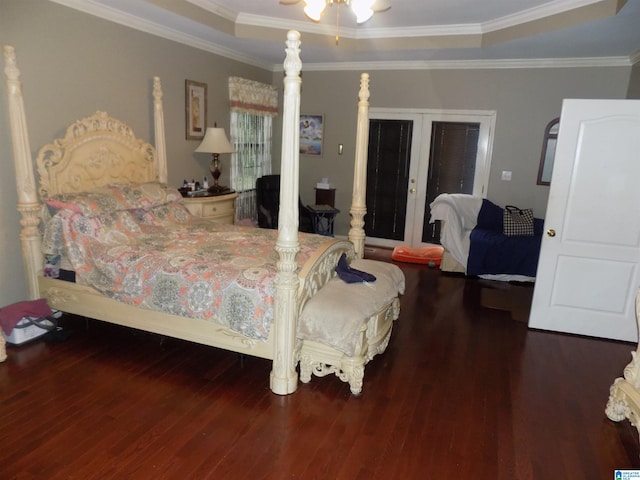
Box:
left=0, top=298, right=52, bottom=334
left=391, top=245, right=444, bottom=265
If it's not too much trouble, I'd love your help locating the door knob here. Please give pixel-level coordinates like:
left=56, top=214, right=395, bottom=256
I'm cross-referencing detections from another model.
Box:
left=547, top=229, right=556, bottom=237
left=409, top=188, right=416, bottom=193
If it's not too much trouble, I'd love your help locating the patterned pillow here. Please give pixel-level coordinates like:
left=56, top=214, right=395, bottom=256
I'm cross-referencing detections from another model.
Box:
left=46, top=182, right=183, bottom=217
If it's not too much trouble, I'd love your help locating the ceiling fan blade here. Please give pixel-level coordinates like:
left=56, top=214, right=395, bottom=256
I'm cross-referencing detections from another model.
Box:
left=279, top=0, right=302, bottom=5
left=372, top=0, right=391, bottom=12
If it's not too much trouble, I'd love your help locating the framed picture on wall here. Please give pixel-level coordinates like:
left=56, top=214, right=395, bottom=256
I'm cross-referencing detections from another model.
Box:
left=185, top=79, right=207, bottom=140
left=299, top=114, right=324, bottom=156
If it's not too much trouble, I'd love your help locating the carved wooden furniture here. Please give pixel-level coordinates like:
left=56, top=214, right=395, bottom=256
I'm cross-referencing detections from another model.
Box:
left=606, top=289, right=640, bottom=438
left=2, top=32, right=381, bottom=394
left=183, top=192, right=238, bottom=224
left=298, top=258, right=404, bottom=394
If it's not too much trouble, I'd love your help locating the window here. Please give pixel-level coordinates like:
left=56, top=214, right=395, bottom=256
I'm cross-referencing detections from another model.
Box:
left=537, top=117, right=559, bottom=186
left=230, top=112, right=273, bottom=220
left=228, top=77, right=278, bottom=222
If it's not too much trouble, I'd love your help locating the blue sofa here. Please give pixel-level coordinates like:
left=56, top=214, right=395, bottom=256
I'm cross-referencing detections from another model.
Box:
left=466, top=199, right=543, bottom=278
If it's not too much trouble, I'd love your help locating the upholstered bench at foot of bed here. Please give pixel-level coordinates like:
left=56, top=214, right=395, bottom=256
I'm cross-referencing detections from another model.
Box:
left=297, top=259, right=405, bottom=395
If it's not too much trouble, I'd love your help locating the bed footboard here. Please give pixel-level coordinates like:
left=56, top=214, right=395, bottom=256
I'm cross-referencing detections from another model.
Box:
left=297, top=239, right=356, bottom=312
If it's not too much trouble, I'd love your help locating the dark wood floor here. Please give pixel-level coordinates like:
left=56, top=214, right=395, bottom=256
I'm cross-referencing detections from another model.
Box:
left=2, top=248, right=639, bottom=479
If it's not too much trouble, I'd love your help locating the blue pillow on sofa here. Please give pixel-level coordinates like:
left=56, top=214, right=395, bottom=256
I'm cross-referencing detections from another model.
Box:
left=476, top=199, right=504, bottom=231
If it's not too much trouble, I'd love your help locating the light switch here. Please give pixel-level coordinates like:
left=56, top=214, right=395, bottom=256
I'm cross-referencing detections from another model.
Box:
left=501, top=170, right=512, bottom=181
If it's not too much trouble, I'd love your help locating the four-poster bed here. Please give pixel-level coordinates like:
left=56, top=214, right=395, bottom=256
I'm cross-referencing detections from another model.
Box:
left=2, top=31, right=402, bottom=394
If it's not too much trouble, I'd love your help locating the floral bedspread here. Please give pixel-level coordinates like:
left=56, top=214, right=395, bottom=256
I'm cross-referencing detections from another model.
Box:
left=42, top=182, right=329, bottom=340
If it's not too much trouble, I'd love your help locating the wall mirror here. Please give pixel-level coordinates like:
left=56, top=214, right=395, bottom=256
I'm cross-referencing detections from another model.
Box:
left=537, top=117, right=559, bottom=185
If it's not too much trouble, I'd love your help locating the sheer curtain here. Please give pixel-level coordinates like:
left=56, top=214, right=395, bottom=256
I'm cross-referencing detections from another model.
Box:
left=228, top=77, right=278, bottom=223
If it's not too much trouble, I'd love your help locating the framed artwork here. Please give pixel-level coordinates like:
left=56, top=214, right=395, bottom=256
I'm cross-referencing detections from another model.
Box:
left=299, top=114, right=324, bottom=155
left=185, top=79, right=207, bottom=140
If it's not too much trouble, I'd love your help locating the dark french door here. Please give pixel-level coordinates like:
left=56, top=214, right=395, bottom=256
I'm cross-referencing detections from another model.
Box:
left=364, top=110, right=493, bottom=248
left=365, top=119, right=412, bottom=241
left=421, top=121, right=480, bottom=243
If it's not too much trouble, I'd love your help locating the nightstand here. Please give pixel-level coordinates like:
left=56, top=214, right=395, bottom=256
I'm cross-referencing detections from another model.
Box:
left=183, top=191, right=238, bottom=224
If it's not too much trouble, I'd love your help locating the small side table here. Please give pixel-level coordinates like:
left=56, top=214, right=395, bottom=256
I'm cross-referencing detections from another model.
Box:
left=307, top=204, right=340, bottom=236
left=183, top=191, right=238, bottom=224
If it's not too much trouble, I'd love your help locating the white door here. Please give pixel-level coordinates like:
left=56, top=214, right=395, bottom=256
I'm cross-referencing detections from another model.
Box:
left=366, top=109, right=495, bottom=249
left=529, top=99, right=640, bottom=342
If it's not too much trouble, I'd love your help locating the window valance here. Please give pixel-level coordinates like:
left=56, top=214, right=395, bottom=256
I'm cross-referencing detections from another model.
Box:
left=228, top=77, right=278, bottom=116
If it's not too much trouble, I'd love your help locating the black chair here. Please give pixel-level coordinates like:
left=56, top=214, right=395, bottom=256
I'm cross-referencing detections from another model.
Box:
left=256, top=174, right=314, bottom=233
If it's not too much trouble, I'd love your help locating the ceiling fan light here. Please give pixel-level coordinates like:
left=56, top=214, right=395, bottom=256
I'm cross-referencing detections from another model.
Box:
left=350, top=0, right=375, bottom=23
left=303, top=0, right=327, bottom=22
left=351, top=6, right=373, bottom=23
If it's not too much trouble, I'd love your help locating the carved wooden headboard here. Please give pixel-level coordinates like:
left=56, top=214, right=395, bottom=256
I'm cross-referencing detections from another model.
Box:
left=4, top=42, right=168, bottom=300
left=35, top=111, right=158, bottom=199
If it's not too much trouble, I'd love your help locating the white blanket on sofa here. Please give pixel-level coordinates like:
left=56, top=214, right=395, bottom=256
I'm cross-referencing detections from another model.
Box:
left=429, top=193, right=483, bottom=268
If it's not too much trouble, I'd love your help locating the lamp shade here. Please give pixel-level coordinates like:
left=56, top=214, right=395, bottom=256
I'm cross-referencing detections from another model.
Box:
left=194, top=127, right=235, bottom=154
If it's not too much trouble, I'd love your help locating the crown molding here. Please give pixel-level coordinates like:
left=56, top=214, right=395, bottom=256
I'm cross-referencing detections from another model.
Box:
left=286, top=56, right=633, bottom=72
left=48, top=0, right=635, bottom=72
left=232, top=0, right=618, bottom=40
left=483, top=0, right=610, bottom=32
left=236, top=13, right=483, bottom=40
left=185, top=0, right=236, bottom=21
left=48, top=0, right=272, bottom=70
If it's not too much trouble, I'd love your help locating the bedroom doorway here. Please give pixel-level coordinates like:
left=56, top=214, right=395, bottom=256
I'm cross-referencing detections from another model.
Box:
left=365, top=109, right=495, bottom=249
left=529, top=98, right=640, bottom=342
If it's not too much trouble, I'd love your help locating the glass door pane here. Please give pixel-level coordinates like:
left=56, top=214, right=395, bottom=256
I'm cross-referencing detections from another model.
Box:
left=365, top=119, right=413, bottom=240
left=421, top=121, right=480, bottom=244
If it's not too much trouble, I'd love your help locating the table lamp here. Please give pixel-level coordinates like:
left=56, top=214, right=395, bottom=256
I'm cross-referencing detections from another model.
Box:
left=194, top=127, right=235, bottom=194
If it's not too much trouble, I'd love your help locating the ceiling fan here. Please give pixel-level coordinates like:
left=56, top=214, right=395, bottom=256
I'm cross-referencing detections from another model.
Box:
left=279, top=0, right=391, bottom=24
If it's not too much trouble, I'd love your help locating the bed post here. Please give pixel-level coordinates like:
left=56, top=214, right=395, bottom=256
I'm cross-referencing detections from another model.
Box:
left=152, top=76, right=168, bottom=184
left=270, top=30, right=303, bottom=395
left=3, top=46, right=42, bottom=300
left=348, top=73, right=370, bottom=259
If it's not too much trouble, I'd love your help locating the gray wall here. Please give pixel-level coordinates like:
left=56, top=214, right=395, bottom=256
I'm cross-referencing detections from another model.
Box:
left=628, top=62, right=640, bottom=99
left=274, top=66, right=631, bottom=235
left=0, top=0, right=271, bottom=308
